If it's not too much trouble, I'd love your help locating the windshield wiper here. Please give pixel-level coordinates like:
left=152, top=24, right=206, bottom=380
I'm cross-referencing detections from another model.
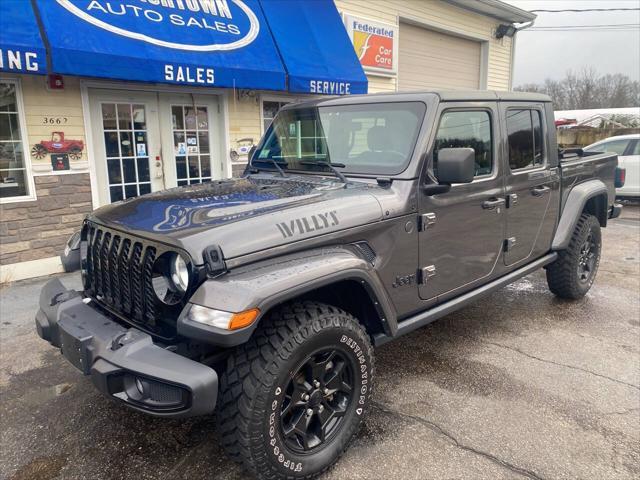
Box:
left=251, top=158, right=288, bottom=177
left=298, top=160, right=348, bottom=184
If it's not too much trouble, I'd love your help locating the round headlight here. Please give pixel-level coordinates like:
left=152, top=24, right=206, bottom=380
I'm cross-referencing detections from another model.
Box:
left=152, top=252, right=190, bottom=305
left=170, top=254, right=189, bottom=292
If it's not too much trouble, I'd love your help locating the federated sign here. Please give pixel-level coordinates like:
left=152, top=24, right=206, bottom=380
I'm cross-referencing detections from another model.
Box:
left=343, top=14, right=398, bottom=76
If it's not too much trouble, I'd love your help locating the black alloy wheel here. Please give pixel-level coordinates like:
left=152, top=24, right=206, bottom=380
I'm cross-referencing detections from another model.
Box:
left=280, top=348, right=354, bottom=452
left=577, top=231, right=598, bottom=283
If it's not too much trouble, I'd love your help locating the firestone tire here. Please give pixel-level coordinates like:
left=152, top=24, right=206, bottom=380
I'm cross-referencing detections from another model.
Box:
left=546, top=213, right=602, bottom=299
left=217, top=301, right=375, bottom=480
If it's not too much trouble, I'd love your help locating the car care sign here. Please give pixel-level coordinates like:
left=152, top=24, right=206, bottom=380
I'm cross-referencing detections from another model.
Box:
left=343, top=14, right=398, bottom=76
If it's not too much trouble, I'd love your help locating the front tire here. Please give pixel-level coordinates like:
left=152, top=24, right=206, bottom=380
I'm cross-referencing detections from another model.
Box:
left=546, top=213, right=602, bottom=299
left=217, top=301, right=374, bottom=480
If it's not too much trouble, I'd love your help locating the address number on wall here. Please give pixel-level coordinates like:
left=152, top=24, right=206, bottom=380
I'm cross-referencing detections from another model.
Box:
left=42, top=117, right=69, bottom=125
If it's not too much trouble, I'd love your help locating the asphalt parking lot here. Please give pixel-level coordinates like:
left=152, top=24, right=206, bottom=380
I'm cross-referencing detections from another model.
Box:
left=1, top=206, right=638, bottom=480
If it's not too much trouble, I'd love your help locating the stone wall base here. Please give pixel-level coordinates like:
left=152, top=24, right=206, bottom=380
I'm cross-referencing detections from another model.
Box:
left=1, top=173, right=92, bottom=267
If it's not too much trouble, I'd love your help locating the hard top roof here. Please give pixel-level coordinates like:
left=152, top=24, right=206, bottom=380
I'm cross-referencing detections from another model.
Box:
left=282, top=90, right=552, bottom=110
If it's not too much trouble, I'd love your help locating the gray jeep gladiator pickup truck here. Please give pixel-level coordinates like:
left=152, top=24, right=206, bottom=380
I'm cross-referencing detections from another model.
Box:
left=36, top=91, right=623, bottom=479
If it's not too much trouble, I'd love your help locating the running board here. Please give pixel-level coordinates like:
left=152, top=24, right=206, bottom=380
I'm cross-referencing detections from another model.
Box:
left=373, top=253, right=558, bottom=346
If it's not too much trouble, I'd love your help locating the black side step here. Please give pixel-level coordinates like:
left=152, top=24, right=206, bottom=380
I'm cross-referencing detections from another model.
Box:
left=373, top=253, right=558, bottom=346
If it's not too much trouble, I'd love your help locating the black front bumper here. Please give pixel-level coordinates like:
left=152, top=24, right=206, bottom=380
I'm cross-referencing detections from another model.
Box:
left=35, top=279, right=218, bottom=418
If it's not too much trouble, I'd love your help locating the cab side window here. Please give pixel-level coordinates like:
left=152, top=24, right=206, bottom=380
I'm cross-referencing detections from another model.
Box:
left=507, top=109, right=545, bottom=170
left=433, top=110, right=493, bottom=177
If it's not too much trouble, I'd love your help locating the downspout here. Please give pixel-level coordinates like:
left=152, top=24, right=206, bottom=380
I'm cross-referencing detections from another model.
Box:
left=509, top=21, right=535, bottom=90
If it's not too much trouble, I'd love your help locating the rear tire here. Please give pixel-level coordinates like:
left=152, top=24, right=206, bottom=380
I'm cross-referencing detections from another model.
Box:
left=546, top=213, right=601, bottom=299
left=217, top=301, right=374, bottom=480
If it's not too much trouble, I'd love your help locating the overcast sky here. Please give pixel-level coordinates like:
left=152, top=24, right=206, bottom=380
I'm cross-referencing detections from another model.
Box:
left=505, top=0, right=640, bottom=86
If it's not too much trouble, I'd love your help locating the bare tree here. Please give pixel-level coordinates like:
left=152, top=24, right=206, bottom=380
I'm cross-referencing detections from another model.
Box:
left=543, top=79, right=566, bottom=109
left=515, top=69, right=640, bottom=109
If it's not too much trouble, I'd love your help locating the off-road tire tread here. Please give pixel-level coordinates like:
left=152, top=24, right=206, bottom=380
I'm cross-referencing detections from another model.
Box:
left=546, top=213, right=601, bottom=299
left=217, top=301, right=374, bottom=480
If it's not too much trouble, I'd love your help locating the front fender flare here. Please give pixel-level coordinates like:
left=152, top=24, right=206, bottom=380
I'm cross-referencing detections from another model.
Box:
left=178, top=247, right=396, bottom=346
left=552, top=179, right=608, bottom=250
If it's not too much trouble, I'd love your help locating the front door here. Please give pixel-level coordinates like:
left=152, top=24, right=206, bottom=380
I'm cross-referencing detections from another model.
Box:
left=90, top=90, right=225, bottom=207
left=502, top=105, right=558, bottom=266
left=418, top=103, right=505, bottom=302
left=158, top=93, right=226, bottom=187
left=89, top=90, right=163, bottom=206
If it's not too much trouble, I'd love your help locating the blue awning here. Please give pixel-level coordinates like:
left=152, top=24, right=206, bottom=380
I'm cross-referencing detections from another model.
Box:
left=2, top=1, right=366, bottom=95
left=0, top=0, right=47, bottom=75
left=33, top=0, right=287, bottom=91
left=260, top=0, right=368, bottom=95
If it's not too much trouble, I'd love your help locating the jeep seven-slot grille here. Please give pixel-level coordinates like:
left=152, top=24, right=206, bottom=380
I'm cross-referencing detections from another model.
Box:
left=85, top=224, right=158, bottom=329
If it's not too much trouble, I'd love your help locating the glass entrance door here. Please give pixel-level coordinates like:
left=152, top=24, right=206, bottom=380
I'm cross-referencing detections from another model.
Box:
left=170, top=104, right=212, bottom=186
left=90, top=90, right=225, bottom=206
left=158, top=93, right=225, bottom=187
left=101, top=102, right=152, bottom=201
left=89, top=89, right=162, bottom=207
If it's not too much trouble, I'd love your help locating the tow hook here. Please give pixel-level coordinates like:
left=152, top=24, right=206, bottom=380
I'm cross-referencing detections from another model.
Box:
left=50, top=290, right=80, bottom=306
left=110, top=331, right=141, bottom=351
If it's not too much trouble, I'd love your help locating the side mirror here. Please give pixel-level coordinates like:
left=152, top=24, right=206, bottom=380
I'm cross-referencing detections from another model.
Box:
left=436, top=147, right=475, bottom=184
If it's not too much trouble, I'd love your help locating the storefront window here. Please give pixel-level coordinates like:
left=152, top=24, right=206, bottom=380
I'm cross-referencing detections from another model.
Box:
left=262, top=100, right=291, bottom=133
left=0, top=82, right=31, bottom=200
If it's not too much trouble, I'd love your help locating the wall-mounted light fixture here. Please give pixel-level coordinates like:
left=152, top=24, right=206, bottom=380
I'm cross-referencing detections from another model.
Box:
left=495, top=24, right=517, bottom=39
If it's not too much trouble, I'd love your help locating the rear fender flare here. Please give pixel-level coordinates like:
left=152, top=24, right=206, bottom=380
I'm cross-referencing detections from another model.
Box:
left=552, top=179, right=608, bottom=250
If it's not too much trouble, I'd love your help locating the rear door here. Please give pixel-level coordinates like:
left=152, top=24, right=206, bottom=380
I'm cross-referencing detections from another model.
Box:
left=501, top=104, right=559, bottom=266
left=418, top=102, right=505, bottom=302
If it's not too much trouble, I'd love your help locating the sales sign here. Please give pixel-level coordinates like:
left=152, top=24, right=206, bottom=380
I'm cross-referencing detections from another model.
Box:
left=343, top=14, right=398, bottom=76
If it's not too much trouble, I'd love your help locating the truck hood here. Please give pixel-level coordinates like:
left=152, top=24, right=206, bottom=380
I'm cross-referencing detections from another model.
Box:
left=89, top=175, right=385, bottom=262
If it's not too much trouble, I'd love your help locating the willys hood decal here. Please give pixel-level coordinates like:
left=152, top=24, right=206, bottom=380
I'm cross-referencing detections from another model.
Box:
left=89, top=176, right=384, bottom=261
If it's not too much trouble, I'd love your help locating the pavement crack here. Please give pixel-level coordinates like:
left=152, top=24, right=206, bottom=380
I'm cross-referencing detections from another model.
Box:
left=478, top=340, right=640, bottom=391
left=371, top=401, right=546, bottom=480
left=162, top=438, right=208, bottom=479
left=603, top=407, right=640, bottom=416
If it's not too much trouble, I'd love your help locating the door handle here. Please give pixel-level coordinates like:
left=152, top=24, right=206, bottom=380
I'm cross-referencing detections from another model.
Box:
left=482, top=198, right=506, bottom=210
left=531, top=185, right=551, bottom=197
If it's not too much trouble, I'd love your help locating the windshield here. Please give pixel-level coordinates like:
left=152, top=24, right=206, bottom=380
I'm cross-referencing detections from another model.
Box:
left=252, top=102, right=426, bottom=175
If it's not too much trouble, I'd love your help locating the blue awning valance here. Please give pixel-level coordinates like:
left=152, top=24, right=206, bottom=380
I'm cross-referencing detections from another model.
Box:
left=2, top=1, right=367, bottom=95
left=260, top=0, right=368, bottom=95
left=0, top=0, right=47, bottom=75
left=34, top=0, right=287, bottom=91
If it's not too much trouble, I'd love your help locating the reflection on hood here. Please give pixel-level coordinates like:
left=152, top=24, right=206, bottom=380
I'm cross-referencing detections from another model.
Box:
left=91, top=176, right=346, bottom=234
left=152, top=194, right=320, bottom=232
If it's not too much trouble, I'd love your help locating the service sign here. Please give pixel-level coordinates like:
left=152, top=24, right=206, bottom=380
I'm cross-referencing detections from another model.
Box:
left=343, top=14, right=398, bottom=76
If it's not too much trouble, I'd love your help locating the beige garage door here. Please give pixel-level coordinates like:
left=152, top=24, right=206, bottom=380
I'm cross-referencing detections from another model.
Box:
left=398, top=23, right=481, bottom=91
